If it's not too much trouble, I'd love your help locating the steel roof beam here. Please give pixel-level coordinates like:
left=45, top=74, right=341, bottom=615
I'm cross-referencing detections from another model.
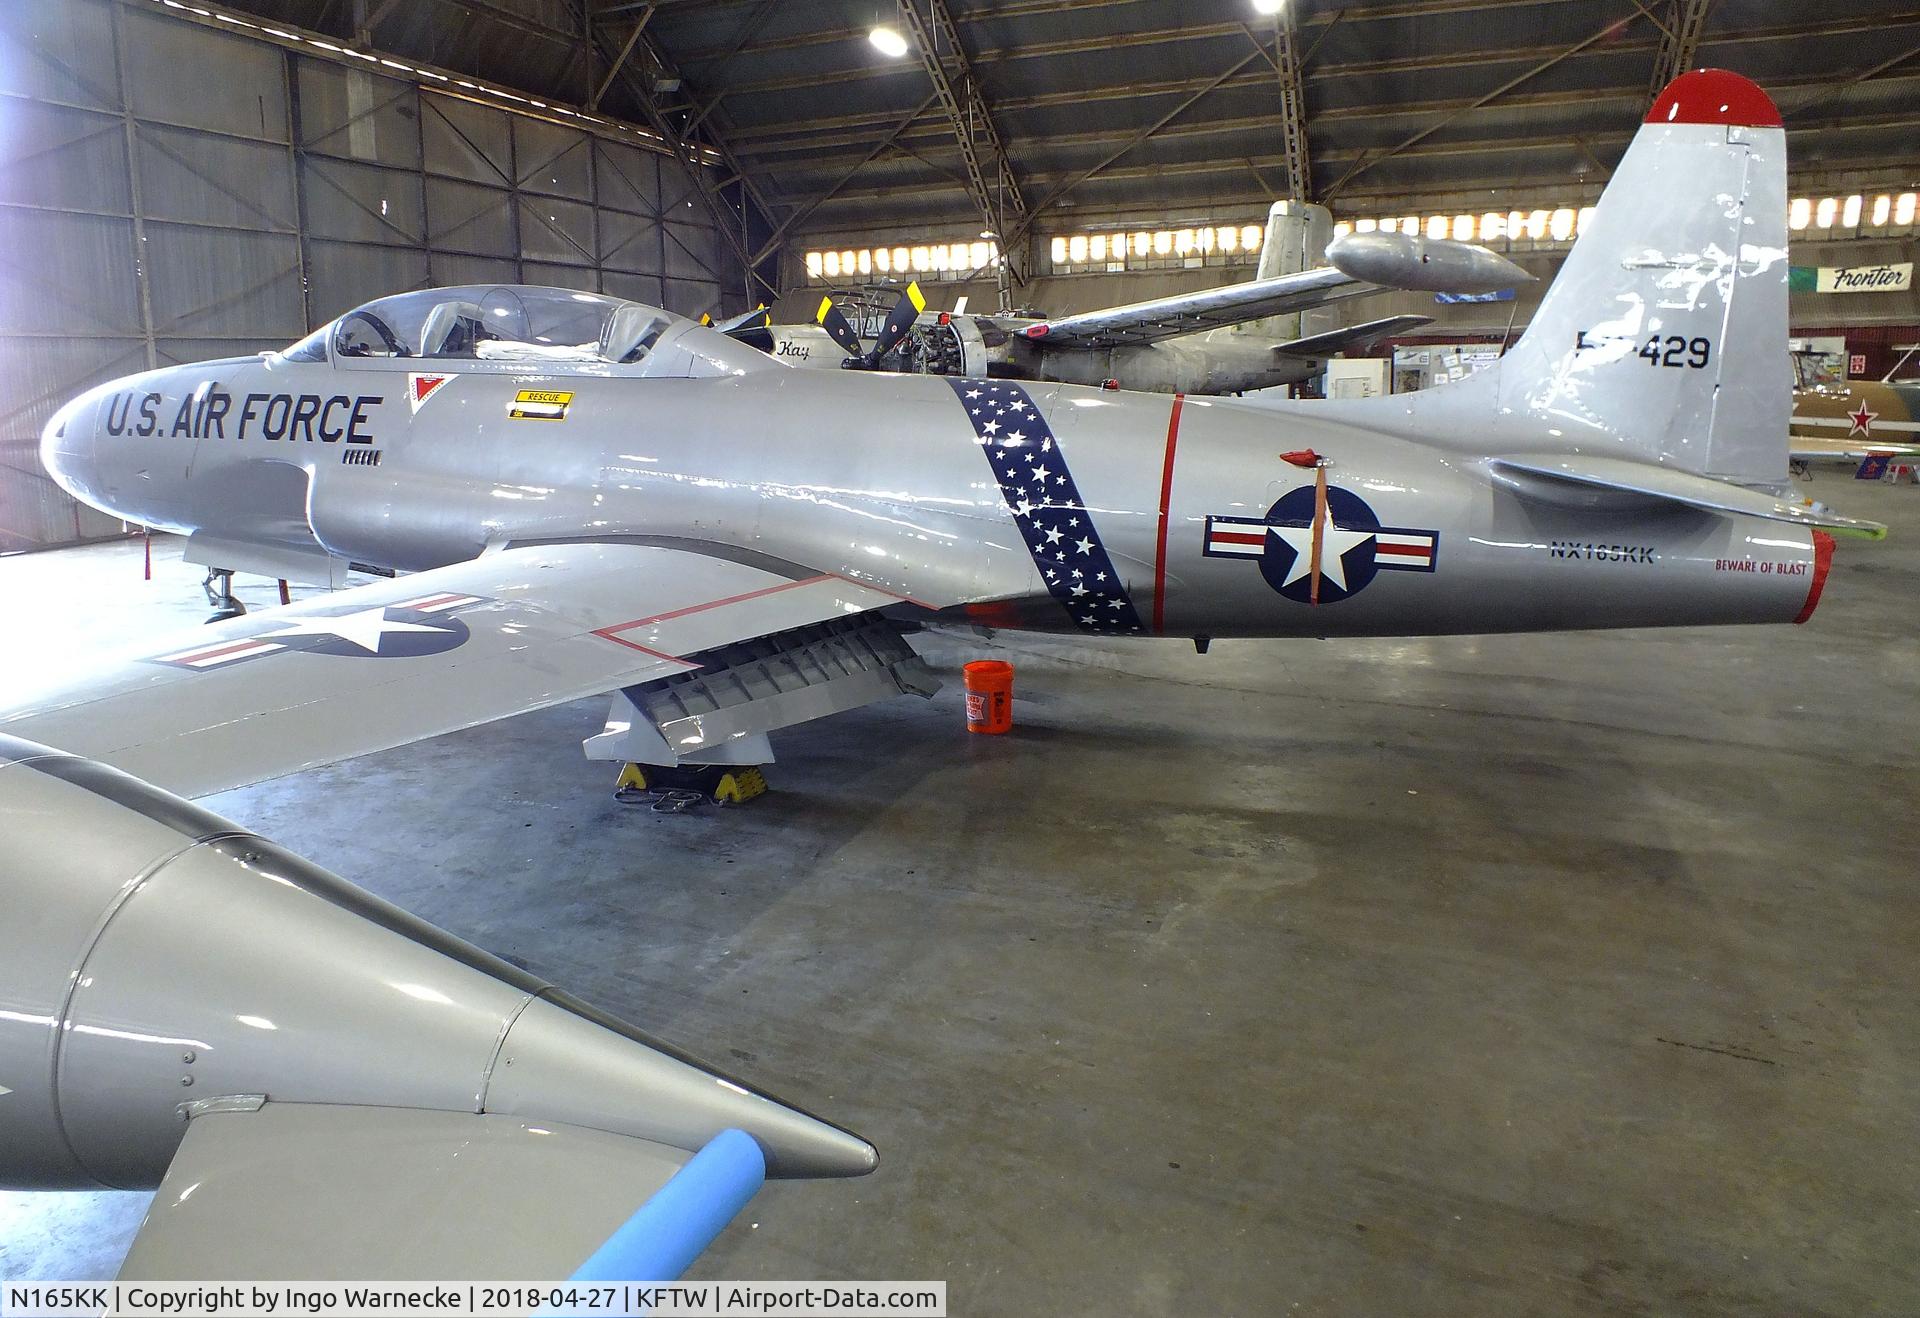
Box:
left=894, top=0, right=1030, bottom=301
left=586, top=9, right=788, bottom=302
left=667, top=0, right=1620, bottom=67
left=1645, top=0, right=1713, bottom=100
left=1322, top=7, right=1657, bottom=200
left=1262, top=8, right=1313, bottom=201
left=747, top=93, right=942, bottom=266
left=781, top=106, right=1917, bottom=212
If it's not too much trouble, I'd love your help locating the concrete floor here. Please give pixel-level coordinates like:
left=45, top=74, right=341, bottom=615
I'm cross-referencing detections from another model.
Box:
left=2, top=472, right=1917, bottom=1315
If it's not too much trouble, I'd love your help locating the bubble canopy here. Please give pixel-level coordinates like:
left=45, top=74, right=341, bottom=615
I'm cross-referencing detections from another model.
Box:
left=280, top=285, right=773, bottom=379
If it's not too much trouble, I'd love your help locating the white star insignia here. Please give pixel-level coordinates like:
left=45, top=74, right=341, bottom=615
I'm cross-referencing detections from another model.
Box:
left=1070, top=583, right=1088, bottom=597
left=1074, top=537, right=1093, bottom=555
left=965, top=388, right=981, bottom=398
left=262, top=606, right=446, bottom=655
left=1268, top=521, right=1376, bottom=591
left=982, top=419, right=1000, bottom=434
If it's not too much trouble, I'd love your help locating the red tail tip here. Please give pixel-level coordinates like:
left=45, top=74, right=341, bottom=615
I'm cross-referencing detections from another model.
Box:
left=1794, top=531, right=1836, bottom=625
left=1645, top=68, right=1781, bottom=128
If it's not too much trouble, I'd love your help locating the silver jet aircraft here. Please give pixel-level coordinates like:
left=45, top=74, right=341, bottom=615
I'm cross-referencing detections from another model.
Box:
left=770, top=204, right=1530, bottom=394
left=0, top=66, right=1886, bottom=1276
left=8, top=69, right=1883, bottom=807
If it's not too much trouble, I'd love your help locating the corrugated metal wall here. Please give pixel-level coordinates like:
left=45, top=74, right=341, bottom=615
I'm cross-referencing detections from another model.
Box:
left=0, top=0, right=738, bottom=551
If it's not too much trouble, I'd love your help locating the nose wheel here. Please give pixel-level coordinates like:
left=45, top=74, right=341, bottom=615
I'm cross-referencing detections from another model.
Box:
left=202, top=568, right=247, bottom=624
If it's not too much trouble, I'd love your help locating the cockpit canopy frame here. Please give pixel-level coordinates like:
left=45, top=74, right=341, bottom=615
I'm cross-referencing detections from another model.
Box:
left=279, top=285, right=773, bottom=380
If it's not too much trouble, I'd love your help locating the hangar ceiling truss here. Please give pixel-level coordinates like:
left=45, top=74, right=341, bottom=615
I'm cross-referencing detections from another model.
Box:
left=209, top=0, right=1920, bottom=269
left=894, top=0, right=1031, bottom=305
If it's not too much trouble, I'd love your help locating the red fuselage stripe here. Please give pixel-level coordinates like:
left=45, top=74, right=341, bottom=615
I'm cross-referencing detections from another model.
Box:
left=1153, top=394, right=1186, bottom=634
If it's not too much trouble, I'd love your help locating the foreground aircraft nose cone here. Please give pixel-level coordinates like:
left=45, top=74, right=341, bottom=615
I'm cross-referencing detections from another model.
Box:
left=1327, top=232, right=1534, bottom=294
left=0, top=736, right=873, bottom=1190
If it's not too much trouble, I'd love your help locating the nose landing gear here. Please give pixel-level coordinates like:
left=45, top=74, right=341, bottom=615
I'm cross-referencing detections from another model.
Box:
left=202, top=568, right=247, bottom=624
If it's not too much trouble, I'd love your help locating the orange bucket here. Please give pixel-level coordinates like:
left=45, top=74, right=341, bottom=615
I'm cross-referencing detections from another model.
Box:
left=963, top=660, right=1015, bottom=734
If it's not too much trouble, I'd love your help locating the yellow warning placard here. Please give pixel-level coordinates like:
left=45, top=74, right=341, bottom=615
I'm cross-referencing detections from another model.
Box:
left=508, top=389, right=573, bottom=420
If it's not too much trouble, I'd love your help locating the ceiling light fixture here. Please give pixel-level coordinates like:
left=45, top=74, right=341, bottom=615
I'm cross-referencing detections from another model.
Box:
left=1252, top=0, right=1286, bottom=13
left=870, top=25, right=909, bottom=57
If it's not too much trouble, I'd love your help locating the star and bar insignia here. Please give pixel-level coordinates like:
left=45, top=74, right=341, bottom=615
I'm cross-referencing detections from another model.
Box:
left=1205, top=482, right=1438, bottom=605
left=148, top=592, right=483, bottom=670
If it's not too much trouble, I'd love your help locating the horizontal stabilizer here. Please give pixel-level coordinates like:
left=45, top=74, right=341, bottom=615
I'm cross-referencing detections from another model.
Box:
left=1274, top=314, right=1432, bottom=359
left=1489, top=454, right=1887, bottom=539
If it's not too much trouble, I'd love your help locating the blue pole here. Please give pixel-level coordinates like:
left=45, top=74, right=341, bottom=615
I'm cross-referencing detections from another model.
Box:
left=569, top=1128, right=768, bottom=1283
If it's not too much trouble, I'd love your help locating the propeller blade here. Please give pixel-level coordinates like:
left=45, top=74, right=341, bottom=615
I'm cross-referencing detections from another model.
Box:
left=862, top=282, right=926, bottom=366
left=815, top=296, right=863, bottom=357
left=715, top=305, right=770, bottom=335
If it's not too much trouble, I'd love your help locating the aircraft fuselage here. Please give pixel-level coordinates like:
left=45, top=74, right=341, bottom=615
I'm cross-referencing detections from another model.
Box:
left=42, top=349, right=1824, bottom=640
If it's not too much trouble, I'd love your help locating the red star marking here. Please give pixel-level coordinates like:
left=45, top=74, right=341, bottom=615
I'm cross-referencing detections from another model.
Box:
left=1847, top=399, right=1878, bottom=437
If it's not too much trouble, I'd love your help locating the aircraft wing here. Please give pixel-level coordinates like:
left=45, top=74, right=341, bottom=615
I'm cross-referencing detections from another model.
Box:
left=121, top=1105, right=708, bottom=1280
left=1789, top=437, right=1920, bottom=461
left=1018, top=266, right=1379, bottom=349
left=1273, top=313, right=1433, bottom=359
left=0, top=542, right=913, bottom=799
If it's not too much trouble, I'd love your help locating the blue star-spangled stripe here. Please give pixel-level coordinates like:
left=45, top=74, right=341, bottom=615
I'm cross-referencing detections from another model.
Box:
left=945, top=378, right=1144, bottom=634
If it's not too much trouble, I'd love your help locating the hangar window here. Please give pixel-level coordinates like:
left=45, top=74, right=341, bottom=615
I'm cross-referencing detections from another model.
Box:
left=811, top=188, right=1920, bottom=287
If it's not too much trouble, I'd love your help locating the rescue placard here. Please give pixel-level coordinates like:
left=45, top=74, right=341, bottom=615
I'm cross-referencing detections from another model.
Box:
left=508, top=389, right=573, bottom=421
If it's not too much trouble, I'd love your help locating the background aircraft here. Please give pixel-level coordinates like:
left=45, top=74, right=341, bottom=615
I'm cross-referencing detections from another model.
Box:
left=767, top=203, right=1530, bottom=394
left=1789, top=350, right=1920, bottom=471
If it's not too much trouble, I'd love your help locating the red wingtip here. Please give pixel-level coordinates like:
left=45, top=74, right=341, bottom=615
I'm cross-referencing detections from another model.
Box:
left=1645, top=68, right=1781, bottom=128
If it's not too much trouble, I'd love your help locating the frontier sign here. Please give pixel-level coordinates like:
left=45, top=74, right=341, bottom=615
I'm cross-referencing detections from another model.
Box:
left=1808, top=261, right=1914, bottom=294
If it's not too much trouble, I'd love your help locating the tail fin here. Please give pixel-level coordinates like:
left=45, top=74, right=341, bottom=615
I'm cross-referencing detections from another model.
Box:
left=1234, top=200, right=1337, bottom=342
left=1325, top=69, right=1790, bottom=486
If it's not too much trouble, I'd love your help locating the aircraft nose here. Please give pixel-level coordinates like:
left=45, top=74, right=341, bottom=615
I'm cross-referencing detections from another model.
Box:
left=39, top=393, right=94, bottom=499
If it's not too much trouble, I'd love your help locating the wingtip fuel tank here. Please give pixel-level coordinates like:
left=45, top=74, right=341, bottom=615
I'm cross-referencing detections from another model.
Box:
left=0, top=734, right=874, bottom=1191
left=1326, top=232, right=1534, bottom=295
